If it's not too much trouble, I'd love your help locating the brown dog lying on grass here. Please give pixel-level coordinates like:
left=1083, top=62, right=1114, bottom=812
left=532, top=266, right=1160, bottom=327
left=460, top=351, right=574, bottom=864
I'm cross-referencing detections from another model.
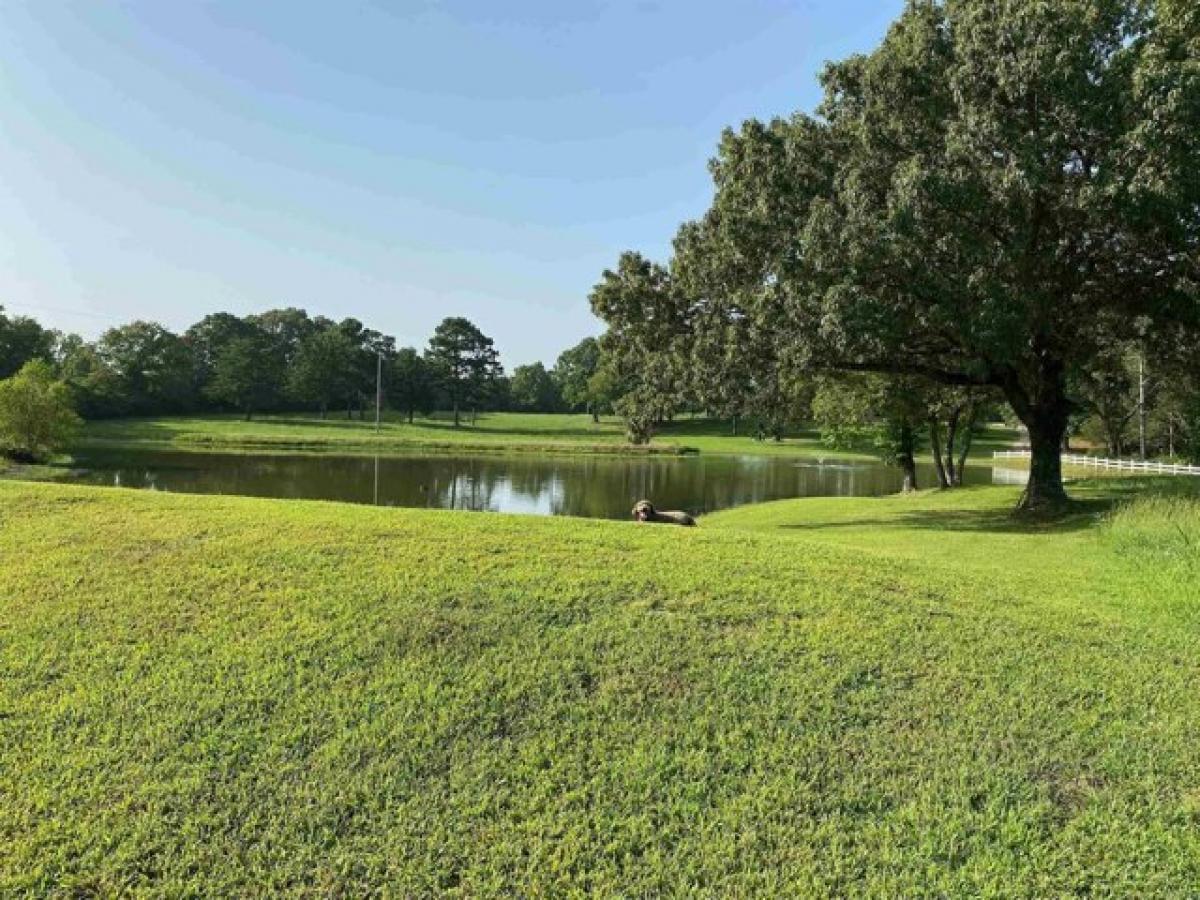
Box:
left=632, top=500, right=696, bottom=527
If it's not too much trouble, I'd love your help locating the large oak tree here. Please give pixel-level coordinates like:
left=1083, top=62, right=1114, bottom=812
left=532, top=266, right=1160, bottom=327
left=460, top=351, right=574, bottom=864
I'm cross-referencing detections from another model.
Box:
left=666, top=0, right=1200, bottom=510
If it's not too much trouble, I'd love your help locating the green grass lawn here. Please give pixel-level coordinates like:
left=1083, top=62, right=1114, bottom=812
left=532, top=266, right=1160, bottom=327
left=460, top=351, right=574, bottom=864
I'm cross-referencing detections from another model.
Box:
left=77, top=411, right=1020, bottom=461
left=2, top=478, right=1198, bottom=894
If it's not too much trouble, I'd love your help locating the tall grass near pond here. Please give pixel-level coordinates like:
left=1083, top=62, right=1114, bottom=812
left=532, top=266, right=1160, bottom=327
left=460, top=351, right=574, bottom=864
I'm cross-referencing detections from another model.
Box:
left=1106, top=490, right=1200, bottom=574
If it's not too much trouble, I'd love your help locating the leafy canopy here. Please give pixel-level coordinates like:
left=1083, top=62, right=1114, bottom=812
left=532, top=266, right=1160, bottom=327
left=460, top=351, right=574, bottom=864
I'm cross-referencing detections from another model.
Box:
left=643, top=0, right=1200, bottom=508
left=0, top=359, right=81, bottom=462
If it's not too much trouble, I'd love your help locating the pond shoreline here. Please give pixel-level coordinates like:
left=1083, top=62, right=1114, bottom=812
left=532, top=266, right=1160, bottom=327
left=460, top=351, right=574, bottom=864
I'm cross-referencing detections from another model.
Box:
left=50, top=444, right=1000, bottom=520
left=75, top=435, right=700, bottom=459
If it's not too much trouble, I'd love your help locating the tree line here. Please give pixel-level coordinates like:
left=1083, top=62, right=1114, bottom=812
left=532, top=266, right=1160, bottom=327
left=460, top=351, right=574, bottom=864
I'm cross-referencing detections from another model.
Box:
left=0, top=305, right=618, bottom=437
left=588, top=0, right=1200, bottom=510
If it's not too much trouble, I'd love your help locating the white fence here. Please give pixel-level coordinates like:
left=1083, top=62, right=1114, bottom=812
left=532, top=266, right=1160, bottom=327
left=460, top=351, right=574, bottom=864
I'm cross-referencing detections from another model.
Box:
left=993, top=450, right=1200, bottom=477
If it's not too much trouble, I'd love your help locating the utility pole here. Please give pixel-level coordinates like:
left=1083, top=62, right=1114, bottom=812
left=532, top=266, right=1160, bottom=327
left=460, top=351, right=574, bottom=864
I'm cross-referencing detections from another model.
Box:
left=1138, top=354, right=1147, bottom=459
left=375, top=351, right=383, bottom=433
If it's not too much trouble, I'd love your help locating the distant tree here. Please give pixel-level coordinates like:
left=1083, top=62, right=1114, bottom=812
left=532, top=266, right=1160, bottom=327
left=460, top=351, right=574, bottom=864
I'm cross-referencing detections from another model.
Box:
left=388, top=348, right=437, bottom=423
left=95, top=322, right=195, bottom=415
left=1178, top=393, right=1200, bottom=465
left=184, top=313, right=258, bottom=394
left=552, top=337, right=603, bottom=420
left=814, top=375, right=991, bottom=490
left=589, top=253, right=690, bottom=441
left=510, top=362, right=562, bottom=413
left=287, top=328, right=359, bottom=418
left=0, top=359, right=81, bottom=462
left=584, top=361, right=622, bottom=421
left=0, top=307, right=55, bottom=379
left=54, top=335, right=124, bottom=419
left=425, top=317, right=503, bottom=426
left=335, top=318, right=396, bottom=419
left=813, top=375, right=926, bottom=491
left=481, top=374, right=512, bottom=417
left=205, top=332, right=282, bottom=420
left=926, top=387, right=991, bottom=488
left=1140, top=326, right=1200, bottom=461
left=1076, top=346, right=1143, bottom=457
left=248, top=308, right=319, bottom=378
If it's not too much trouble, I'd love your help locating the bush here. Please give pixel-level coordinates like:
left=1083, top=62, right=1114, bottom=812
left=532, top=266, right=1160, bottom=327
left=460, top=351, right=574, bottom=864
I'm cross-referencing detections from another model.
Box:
left=0, top=360, right=82, bottom=462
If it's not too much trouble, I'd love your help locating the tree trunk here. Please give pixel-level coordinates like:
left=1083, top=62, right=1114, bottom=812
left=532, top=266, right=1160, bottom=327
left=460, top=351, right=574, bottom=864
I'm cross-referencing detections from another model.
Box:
left=731, top=415, right=739, bottom=436
left=1105, top=422, right=1120, bottom=458
left=1023, top=418, right=1069, bottom=510
left=408, top=408, right=415, bottom=425
left=954, top=408, right=975, bottom=486
left=1004, top=362, right=1071, bottom=512
left=898, top=423, right=918, bottom=492
left=943, top=408, right=960, bottom=486
left=453, top=399, right=460, bottom=428
left=929, top=418, right=950, bottom=488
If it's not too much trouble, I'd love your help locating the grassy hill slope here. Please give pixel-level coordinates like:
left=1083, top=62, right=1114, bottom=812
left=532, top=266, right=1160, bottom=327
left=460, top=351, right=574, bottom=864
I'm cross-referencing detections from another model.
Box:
left=1, top=480, right=1197, bottom=895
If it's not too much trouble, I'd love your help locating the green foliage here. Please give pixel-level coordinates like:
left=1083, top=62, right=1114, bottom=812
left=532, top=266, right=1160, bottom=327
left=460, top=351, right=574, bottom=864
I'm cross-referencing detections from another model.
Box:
left=509, top=362, right=562, bottom=413
left=0, top=359, right=81, bottom=461
left=425, top=317, right=503, bottom=426
left=205, top=333, right=283, bottom=419
left=551, top=337, right=602, bottom=414
left=3, top=479, right=1199, bottom=893
left=589, top=253, right=689, bottom=433
left=388, top=348, right=437, bottom=423
left=1180, top=392, right=1200, bottom=464
left=185, top=312, right=260, bottom=389
left=1075, top=345, right=1143, bottom=456
left=584, top=360, right=621, bottom=418
left=95, top=321, right=196, bottom=415
left=0, top=307, right=55, bottom=379
left=287, top=328, right=359, bottom=417
left=612, top=0, right=1200, bottom=510
left=811, top=375, right=927, bottom=488
left=811, top=376, right=878, bottom=452
left=56, top=335, right=129, bottom=419
left=617, top=399, right=656, bottom=444
left=247, top=307, right=320, bottom=369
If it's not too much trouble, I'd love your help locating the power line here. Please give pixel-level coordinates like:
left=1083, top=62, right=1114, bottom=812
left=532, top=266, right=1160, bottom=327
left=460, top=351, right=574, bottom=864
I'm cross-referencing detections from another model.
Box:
left=1, top=300, right=133, bottom=326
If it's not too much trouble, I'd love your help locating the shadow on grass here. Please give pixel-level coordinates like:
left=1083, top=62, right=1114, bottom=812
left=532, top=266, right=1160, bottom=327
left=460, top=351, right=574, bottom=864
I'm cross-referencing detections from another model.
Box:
left=253, top=416, right=386, bottom=431
left=774, top=480, right=1186, bottom=536
left=77, top=418, right=184, bottom=443
left=774, top=505, right=1107, bottom=535
left=405, top=418, right=622, bottom=440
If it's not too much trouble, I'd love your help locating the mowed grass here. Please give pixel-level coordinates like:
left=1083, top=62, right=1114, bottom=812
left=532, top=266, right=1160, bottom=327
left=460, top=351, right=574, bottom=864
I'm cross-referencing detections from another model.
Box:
left=78, top=411, right=1019, bottom=461
left=2, top=479, right=1198, bottom=895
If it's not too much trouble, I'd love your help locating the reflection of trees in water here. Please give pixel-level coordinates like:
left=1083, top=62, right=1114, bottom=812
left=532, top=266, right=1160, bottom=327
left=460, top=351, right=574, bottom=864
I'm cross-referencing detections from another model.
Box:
left=74, top=448, right=1000, bottom=520
left=414, top=458, right=503, bottom=512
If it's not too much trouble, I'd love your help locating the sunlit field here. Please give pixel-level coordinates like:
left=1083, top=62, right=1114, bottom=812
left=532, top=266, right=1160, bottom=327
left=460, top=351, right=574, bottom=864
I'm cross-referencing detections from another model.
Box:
left=77, top=412, right=1020, bottom=462
left=3, top=478, right=1198, bottom=894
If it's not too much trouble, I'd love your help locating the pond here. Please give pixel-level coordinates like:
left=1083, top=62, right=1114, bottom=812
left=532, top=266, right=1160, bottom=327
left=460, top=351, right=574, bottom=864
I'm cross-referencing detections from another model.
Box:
left=58, top=447, right=1015, bottom=520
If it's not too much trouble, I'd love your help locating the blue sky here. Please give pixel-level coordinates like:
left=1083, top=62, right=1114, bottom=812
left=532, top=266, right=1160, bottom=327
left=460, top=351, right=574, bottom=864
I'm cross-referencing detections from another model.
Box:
left=0, top=1, right=903, bottom=366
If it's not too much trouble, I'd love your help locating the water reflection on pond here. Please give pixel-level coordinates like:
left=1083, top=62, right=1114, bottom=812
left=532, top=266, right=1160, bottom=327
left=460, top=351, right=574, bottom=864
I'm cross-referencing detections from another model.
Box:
left=63, top=448, right=1013, bottom=520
